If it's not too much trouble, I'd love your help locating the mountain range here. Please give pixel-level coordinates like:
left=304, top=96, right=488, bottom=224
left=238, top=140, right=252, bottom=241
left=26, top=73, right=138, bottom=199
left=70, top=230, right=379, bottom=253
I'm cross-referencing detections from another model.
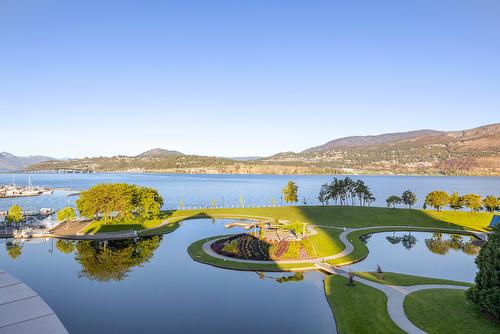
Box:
left=13, top=122, right=500, bottom=176
left=0, top=152, right=55, bottom=172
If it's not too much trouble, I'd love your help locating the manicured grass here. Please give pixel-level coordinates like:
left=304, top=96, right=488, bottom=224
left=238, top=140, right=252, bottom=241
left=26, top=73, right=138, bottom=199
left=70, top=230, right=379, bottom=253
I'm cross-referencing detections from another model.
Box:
left=167, top=206, right=492, bottom=231
left=81, top=216, right=169, bottom=234
left=324, top=275, right=404, bottom=334
left=79, top=206, right=492, bottom=236
left=354, top=271, right=473, bottom=287
left=404, top=289, right=500, bottom=334
left=139, top=222, right=179, bottom=236
left=187, top=236, right=316, bottom=272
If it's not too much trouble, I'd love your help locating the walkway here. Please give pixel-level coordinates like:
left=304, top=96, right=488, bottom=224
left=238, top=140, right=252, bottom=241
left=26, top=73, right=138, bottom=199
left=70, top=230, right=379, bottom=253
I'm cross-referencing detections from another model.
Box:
left=201, top=225, right=479, bottom=265
left=199, top=225, right=475, bottom=333
left=50, top=220, right=138, bottom=240
left=315, top=263, right=468, bottom=334
left=0, top=270, right=68, bottom=334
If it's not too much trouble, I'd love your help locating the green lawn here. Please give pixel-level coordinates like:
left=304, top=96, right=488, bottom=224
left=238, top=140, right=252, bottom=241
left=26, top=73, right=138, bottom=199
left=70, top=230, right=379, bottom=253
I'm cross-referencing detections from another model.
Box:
left=81, top=216, right=172, bottom=234
left=404, top=289, right=500, bottom=334
left=79, top=206, right=492, bottom=236
left=324, top=275, right=404, bottom=334
left=354, top=271, right=473, bottom=287
left=166, top=206, right=492, bottom=231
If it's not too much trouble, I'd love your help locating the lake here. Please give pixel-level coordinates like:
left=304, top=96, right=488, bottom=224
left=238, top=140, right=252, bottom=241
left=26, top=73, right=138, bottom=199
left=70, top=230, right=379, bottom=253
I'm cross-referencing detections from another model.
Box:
left=1, top=173, right=499, bottom=211
left=0, top=173, right=495, bottom=333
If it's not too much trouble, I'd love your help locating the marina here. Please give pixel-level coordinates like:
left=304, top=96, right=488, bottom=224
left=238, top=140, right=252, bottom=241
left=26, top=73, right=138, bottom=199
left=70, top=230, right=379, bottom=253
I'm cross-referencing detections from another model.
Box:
left=0, top=178, right=53, bottom=199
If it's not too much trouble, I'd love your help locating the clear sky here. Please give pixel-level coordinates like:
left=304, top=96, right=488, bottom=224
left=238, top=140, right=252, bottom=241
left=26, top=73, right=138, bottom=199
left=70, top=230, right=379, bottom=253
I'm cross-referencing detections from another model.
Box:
left=1, top=0, right=499, bottom=158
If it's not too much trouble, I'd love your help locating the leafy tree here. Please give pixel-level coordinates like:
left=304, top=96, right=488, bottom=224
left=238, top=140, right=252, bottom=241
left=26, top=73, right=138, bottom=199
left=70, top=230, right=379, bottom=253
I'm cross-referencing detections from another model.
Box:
left=467, top=224, right=500, bottom=320
left=6, top=241, right=22, bottom=260
left=424, top=191, right=449, bottom=211
left=6, top=205, right=23, bottom=225
left=56, top=240, right=75, bottom=254
left=76, top=183, right=134, bottom=220
left=449, top=192, right=464, bottom=211
left=76, top=183, right=163, bottom=221
left=319, top=177, right=375, bottom=206
left=462, top=194, right=482, bottom=212
left=386, top=195, right=402, bottom=209
left=482, top=195, right=500, bottom=212
left=134, top=186, right=164, bottom=219
left=401, top=190, right=417, bottom=209
left=57, top=206, right=76, bottom=222
left=318, top=183, right=329, bottom=205
left=282, top=181, right=298, bottom=203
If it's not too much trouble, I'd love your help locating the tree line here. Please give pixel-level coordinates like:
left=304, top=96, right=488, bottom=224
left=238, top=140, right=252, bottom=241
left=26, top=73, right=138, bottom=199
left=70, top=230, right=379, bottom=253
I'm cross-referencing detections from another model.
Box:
left=424, top=191, right=499, bottom=212
left=386, top=190, right=417, bottom=209
left=318, top=177, right=375, bottom=206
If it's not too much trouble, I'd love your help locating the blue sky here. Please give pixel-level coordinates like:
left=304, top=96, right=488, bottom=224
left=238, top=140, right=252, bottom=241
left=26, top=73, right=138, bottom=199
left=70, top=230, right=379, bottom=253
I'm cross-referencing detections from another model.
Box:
left=1, top=0, right=499, bottom=158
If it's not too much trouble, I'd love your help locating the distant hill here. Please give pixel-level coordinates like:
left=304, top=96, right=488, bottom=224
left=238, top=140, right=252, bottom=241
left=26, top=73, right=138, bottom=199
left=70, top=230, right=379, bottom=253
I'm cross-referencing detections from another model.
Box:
left=303, top=129, right=443, bottom=153
left=25, top=123, right=500, bottom=176
left=0, top=152, right=55, bottom=172
left=264, top=123, right=500, bottom=175
left=137, top=148, right=184, bottom=158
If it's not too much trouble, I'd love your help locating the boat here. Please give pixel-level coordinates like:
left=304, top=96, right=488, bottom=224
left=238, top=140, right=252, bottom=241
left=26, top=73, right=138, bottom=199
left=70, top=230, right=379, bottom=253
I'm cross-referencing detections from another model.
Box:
left=0, top=177, right=54, bottom=198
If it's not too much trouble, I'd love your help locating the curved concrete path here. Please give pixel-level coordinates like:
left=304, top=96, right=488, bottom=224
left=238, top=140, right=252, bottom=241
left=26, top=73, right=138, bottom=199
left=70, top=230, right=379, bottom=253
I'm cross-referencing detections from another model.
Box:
left=201, top=225, right=480, bottom=265
left=199, top=225, right=475, bottom=334
left=0, top=270, right=68, bottom=334
left=316, top=264, right=468, bottom=334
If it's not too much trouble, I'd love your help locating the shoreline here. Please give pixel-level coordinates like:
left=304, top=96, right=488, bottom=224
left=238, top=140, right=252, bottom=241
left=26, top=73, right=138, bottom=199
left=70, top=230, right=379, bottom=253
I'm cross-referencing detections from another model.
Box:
left=4, top=170, right=500, bottom=177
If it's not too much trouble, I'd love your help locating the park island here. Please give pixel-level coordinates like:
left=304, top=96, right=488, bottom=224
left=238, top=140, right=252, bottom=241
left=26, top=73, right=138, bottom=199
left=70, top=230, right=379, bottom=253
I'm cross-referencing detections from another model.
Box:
left=2, top=176, right=498, bottom=334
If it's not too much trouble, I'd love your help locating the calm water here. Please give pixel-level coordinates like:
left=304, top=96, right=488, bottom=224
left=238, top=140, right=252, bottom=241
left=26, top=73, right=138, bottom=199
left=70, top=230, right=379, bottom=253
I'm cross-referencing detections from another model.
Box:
left=1, top=173, right=499, bottom=211
left=348, top=231, right=479, bottom=282
left=0, top=173, right=493, bottom=332
left=0, top=219, right=335, bottom=334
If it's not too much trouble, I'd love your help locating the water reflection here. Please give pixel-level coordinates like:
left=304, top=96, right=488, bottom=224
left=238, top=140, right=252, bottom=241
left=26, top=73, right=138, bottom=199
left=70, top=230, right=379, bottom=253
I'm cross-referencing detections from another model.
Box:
left=349, top=231, right=479, bottom=282
left=383, top=232, right=417, bottom=249
left=424, top=233, right=480, bottom=256
left=68, top=236, right=162, bottom=282
left=255, top=271, right=305, bottom=284
left=56, top=239, right=75, bottom=254
left=6, top=240, right=22, bottom=259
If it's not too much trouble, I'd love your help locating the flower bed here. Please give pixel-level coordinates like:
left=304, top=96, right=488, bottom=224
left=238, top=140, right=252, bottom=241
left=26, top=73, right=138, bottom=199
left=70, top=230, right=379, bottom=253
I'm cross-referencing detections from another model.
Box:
left=211, top=233, right=314, bottom=261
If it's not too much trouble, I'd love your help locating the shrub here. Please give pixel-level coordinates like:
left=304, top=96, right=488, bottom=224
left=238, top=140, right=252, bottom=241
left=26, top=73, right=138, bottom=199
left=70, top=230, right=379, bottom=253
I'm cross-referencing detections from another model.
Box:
left=467, top=224, right=500, bottom=320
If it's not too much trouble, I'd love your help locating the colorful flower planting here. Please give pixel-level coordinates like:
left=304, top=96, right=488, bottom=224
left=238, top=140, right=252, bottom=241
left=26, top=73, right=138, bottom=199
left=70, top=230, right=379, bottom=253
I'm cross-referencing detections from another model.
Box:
left=211, top=233, right=314, bottom=261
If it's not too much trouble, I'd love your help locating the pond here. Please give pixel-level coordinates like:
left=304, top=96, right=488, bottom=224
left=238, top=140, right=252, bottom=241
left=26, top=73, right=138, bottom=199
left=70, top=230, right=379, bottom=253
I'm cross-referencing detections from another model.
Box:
left=347, top=231, right=480, bottom=282
left=0, top=219, right=335, bottom=334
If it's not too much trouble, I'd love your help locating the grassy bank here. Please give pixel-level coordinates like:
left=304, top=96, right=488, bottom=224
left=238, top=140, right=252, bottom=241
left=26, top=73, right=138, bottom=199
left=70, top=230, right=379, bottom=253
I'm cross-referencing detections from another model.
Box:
left=354, top=271, right=473, bottom=287
left=324, top=275, right=404, bottom=334
left=80, top=206, right=492, bottom=235
left=404, top=289, right=500, bottom=334
left=166, top=206, right=492, bottom=231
